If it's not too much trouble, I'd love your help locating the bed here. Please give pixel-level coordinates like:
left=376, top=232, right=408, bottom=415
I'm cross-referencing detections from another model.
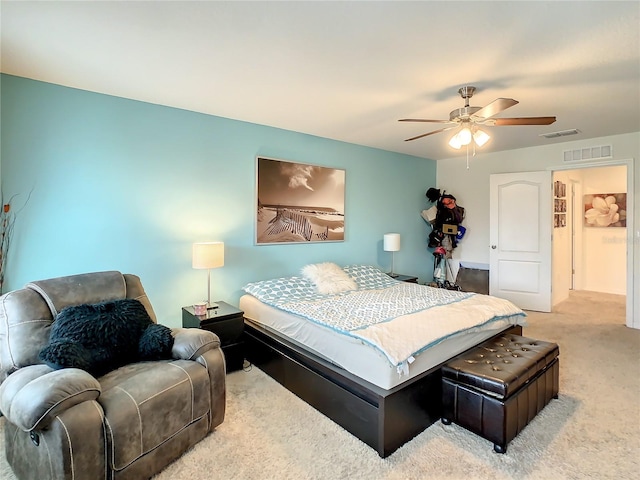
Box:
left=240, top=263, right=526, bottom=457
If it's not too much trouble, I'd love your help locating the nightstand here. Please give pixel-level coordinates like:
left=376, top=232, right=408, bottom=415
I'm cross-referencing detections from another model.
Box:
left=182, top=301, right=244, bottom=373
left=389, top=274, right=419, bottom=284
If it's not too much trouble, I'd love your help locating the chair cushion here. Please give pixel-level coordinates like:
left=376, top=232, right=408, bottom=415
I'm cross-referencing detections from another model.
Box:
left=99, top=360, right=212, bottom=470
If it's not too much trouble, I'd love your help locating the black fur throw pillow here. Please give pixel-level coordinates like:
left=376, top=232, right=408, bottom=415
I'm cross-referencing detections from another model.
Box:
left=39, top=298, right=174, bottom=377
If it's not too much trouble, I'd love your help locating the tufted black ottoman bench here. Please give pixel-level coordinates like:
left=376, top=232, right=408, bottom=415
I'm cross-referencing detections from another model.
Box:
left=441, top=333, right=559, bottom=453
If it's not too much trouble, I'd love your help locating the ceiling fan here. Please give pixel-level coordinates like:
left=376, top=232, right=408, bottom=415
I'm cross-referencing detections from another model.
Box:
left=399, top=86, right=556, bottom=149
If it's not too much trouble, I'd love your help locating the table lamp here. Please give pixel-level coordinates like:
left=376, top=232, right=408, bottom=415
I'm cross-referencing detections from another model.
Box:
left=192, top=241, right=224, bottom=309
left=383, top=233, right=401, bottom=278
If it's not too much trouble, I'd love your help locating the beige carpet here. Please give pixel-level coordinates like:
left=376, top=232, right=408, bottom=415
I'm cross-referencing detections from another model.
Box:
left=2, top=291, right=638, bottom=479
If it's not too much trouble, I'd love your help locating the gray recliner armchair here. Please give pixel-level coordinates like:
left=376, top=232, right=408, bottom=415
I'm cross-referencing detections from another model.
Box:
left=0, top=271, right=226, bottom=480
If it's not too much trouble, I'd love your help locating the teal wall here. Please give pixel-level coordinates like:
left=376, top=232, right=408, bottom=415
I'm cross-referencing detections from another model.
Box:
left=0, top=74, right=436, bottom=327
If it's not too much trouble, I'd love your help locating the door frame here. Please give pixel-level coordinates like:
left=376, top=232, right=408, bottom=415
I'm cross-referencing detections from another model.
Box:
left=550, top=158, right=635, bottom=329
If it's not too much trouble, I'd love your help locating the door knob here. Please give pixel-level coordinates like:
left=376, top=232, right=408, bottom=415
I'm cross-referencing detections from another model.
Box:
left=491, top=245, right=497, bottom=249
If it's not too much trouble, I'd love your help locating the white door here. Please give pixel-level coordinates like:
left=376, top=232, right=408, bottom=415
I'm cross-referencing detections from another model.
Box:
left=489, top=171, right=552, bottom=312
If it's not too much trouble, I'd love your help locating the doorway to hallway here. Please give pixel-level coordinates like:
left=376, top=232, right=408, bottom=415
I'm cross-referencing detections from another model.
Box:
left=552, top=162, right=630, bottom=325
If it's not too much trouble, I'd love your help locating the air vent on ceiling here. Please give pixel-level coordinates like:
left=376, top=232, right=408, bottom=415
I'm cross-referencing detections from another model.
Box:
left=563, top=145, right=612, bottom=162
left=539, top=129, right=580, bottom=139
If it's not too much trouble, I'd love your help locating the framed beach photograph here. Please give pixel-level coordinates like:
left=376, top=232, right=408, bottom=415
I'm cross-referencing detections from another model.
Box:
left=255, top=156, right=345, bottom=244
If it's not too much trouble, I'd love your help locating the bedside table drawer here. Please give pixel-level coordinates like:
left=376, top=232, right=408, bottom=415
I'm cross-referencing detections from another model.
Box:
left=200, top=316, right=243, bottom=345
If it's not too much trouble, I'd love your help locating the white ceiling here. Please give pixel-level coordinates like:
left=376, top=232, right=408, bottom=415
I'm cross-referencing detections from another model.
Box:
left=2, top=1, right=639, bottom=160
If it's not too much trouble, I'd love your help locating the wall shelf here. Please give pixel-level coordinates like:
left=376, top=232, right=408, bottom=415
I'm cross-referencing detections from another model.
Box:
left=553, top=181, right=567, bottom=228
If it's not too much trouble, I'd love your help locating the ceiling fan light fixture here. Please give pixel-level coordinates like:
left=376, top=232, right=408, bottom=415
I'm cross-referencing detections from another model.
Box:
left=458, top=127, right=472, bottom=146
left=448, top=137, right=462, bottom=149
left=448, top=130, right=463, bottom=149
left=473, top=128, right=490, bottom=147
left=448, top=126, right=472, bottom=149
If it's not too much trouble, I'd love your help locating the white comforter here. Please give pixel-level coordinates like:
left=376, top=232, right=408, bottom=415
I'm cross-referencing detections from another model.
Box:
left=351, top=289, right=526, bottom=369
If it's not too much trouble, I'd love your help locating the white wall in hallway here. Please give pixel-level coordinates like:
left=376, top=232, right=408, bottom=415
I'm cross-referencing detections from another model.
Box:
left=579, top=165, right=627, bottom=295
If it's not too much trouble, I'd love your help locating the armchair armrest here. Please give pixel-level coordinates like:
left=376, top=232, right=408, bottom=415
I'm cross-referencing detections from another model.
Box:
left=171, top=327, right=221, bottom=360
left=0, top=365, right=100, bottom=431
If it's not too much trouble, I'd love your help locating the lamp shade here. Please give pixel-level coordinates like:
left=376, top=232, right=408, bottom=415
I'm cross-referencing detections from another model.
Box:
left=383, top=233, right=401, bottom=252
left=192, top=242, right=224, bottom=269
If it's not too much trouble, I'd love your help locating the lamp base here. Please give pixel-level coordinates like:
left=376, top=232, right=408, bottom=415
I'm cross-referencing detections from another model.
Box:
left=207, top=302, right=219, bottom=310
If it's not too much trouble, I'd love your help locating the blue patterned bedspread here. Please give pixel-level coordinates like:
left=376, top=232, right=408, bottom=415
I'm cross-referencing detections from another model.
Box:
left=243, top=265, right=526, bottom=368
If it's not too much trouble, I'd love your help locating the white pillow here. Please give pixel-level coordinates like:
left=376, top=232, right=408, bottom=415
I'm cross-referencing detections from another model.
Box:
left=301, top=262, right=358, bottom=295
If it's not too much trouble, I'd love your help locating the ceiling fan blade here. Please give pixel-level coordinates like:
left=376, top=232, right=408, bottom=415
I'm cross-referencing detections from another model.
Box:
left=473, top=98, right=519, bottom=119
left=398, top=118, right=453, bottom=123
left=492, top=117, right=557, bottom=126
left=404, top=126, right=457, bottom=142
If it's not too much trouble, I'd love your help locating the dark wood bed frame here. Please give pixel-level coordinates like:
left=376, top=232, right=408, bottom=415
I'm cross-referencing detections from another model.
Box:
left=243, top=318, right=522, bottom=458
